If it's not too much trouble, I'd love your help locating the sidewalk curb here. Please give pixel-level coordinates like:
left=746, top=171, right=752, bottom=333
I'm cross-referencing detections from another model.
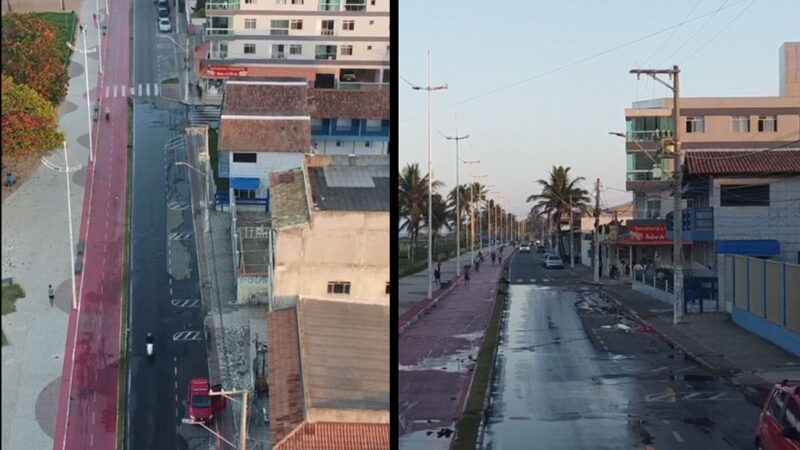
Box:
left=597, top=286, right=773, bottom=408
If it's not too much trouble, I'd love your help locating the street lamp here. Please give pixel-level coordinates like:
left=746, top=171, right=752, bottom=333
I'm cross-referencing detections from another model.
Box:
left=473, top=174, right=488, bottom=254
left=176, top=161, right=210, bottom=234
left=67, top=29, right=97, bottom=163
left=462, top=158, right=479, bottom=262
left=41, top=142, right=83, bottom=310
left=162, top=34, right=191, bottom=103
left=409, top=50, right=448, bottom=300
left=441, top=118, right=469, bottom=277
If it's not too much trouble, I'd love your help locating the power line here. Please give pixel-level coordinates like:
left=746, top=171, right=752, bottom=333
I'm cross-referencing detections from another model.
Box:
left=656, top=0, right=731, bottom=67
left=399, top=0, right=750, bottom=122
left=640, top=0, right=703, bottom=68
left=681, top=0, right=756, bottom=64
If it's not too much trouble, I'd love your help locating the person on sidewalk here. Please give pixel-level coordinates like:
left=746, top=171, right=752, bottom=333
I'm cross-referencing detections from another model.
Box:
left=48, top=285, right=55, bottom=306
left=491, top=251, right=496, bottom=265
left=464, top=265, right=470, bottom=284
left=5, top=172, right=13, bottom=187
left=434, top=261, right=441, bottom=286
left=474, top=256, right=480, bottom=272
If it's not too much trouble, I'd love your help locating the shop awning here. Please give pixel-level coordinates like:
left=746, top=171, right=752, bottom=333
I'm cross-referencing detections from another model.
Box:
left=231, top=177, right=260, bottom=190
left=716, top=240, right=779, bottom=256
left=603, top=237, right=692, bottom=246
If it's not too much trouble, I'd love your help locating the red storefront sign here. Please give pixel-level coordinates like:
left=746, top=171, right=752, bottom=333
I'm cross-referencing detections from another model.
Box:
left=207, top=65, right=248, bottom=77
left=628, top=224, right=668, bottom=243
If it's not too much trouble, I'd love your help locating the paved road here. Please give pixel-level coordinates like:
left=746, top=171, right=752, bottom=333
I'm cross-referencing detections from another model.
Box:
left=482, top=253, right=761, bottom=449
left=52, top=0, right=131, bottom=448
left=125, top=2, right=211, bottom=449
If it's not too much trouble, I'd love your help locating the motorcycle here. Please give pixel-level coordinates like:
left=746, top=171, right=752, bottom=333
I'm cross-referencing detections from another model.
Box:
left=146, top=333, right=154, bottom=358
left=105, top=107, right=110, bottom=122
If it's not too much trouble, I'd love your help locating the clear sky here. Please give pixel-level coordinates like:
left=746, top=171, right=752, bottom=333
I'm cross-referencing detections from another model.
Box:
left=398, top=0, right=800, bottom=217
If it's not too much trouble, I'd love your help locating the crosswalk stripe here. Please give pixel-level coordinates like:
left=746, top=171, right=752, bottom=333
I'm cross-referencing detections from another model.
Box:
left=138, top=84, right=142, bottom=96
left=113, top=85, right=118, bottom=97
left=154, top=84, right=159, bottom=96
left=146, top=84, right=150, bottom=96
left=105, top=85, right=110, bottom=97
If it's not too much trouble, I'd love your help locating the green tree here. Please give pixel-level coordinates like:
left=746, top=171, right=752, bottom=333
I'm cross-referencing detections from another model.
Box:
left=447, top=184, right=472, bottom=249
left=398, top=163, right=443, bottom=260
left=423, top=192, right=452, bottom=257
left=527, top=166, right=590, bottom=252
left=1, top=13, right=69, bottom=105
left=1, top=74, right=64, bottom=160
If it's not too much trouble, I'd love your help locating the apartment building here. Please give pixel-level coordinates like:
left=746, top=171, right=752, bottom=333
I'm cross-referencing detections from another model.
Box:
left=198, top=0, right=389, bottom=92
left=612, top=42, right=800, bottom=306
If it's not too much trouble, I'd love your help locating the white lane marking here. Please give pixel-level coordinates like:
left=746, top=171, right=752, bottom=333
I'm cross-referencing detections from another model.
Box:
left=146, top=84, right=150, bottom=96
left=173, top=331, right=203, bottom=341
left=90, top=434, right=94, bottom=446
left=113, top=85, right=118, bottom=97
left=530, top=278, right=535, bottom=282
left=174, top=366, right=178, bottom=376
left=105, top=85, right=110, bottom=97
left=662, top=419, right=670, bottom=425
left=138, top=84, right=143, bottom=96
left=121, top=85, right=126, bottom=96
left=651, top=366, right=670, bottom=373
left=516, top=279, right=523, bottom=283
left=672, top=431, right=684, bottom=443
left=171, top=298, right=201, bottom=307
left=154, top=84, right=159, bottom=96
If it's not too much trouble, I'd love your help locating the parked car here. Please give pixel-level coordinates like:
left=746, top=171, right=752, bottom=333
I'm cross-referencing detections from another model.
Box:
left=157, top=0, right=170, bottom=11
left=543, top=254, right=564, bottom=269
left=756, top=380, right=800, bottom=450
left=187, top=378, right=213, bottom=423
left=157, top=5, right=170, bottom=18
left=536, top=245, right=546, bottom=253
left=159, top=17, right=172, bottom=32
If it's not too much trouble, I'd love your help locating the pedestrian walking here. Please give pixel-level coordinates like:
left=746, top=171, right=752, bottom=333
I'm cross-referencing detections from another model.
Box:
left=48, top=285, right=55, bottom=306
left=434, top=260, right=441, bottom=286
left=474, top=256, right=481, bottom=272
left=464, top=266, right=470, bottom=284
left=93, top=13, right=97, bottom=23
left=196, top=82, right=203, bottom=99
left=5, top=172, right=13, bottom=187
left=79, top=24, right=84, bottom=32
left=491, top=251, right=496, bottom=265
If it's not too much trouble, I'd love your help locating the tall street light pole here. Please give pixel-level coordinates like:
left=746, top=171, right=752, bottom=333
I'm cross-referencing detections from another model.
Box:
left=41, top=142, right=83, bottom=309
left=474, top=174, right=488, bottom=254
left=593, top=178, right=601, bottom=283
left=410, top=50, right=448, bottom=299
left=441, top=118, right=469, bottom=277
left=67, top=30, right=97, bottom=162
left=463, top=159, right=480, bottom=259
left=630, top=65, right=682, bottom=324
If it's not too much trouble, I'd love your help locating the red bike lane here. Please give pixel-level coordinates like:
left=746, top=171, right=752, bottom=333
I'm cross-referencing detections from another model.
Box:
left=399, top=259, right=505, bottom=443
left=52, top=0, right=130, bottom=448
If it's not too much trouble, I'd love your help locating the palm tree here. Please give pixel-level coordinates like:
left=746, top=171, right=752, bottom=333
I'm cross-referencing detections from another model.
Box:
left=398, top=163, right=443, bottom=260
left=423, top=192, right=452, bottom=256
left=527, top=166, right=591, bottom=255
left=447, top=184, right=471, bottom=249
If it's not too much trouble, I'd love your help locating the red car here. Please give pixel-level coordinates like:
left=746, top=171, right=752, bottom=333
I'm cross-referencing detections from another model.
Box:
left=756, top=380, right=800, bottom=450
left=187, top=378, right=213, bottom=423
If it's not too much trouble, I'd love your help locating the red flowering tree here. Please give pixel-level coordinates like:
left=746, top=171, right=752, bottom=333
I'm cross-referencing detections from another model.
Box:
left=1, top=13, right=69, bottom=105
left=1, top=74, right=64, bottom=160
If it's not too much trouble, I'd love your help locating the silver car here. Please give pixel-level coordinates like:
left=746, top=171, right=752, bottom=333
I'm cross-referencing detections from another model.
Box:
left=544, top=255, right=564, bottom=269
left=159, top=17, right=172, bottom=32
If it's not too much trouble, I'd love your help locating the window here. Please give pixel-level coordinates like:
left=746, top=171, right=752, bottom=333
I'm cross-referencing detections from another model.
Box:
left=320, top=19, right=334, bottom=35
left=336, top=118, right=353, bottom=129
left=327, top=281, right=351, bottom=294
left=244, top=18, right=256, bottom=29
left=232, top=153, right=257, bottom=163
left=731, top=115, right=750, bottom=132
left=289, top=44, right=302, bottom=55
left=342, top=20, right=354, bottom=30
left=364, top=141, right=371, bottom=147
left=270, top=19, right=289, bottom=35
left=340, top=45, right=353, bottom=56
left=243, top=43, right=256, bottom=54
left=245, top=0, right=255, bottom=4
left=335, top=141, right=342, bottom=147
left=369, top=19, right=374, bottom=25
left=290, top=19, right=303, bottom=30
left=385, top=282, right=390, bottom=294
left=685, top=116, right=704, bottom=133
left=272, top=44, right=285, bottom=58
left=315, top=44, right=337, bottom=59
left=344, top=0, right=365, bottom=10
left=365, top=119, right=382, bottom=131
left=768, top=391, right=788, bottom=420
left=783, top=398, right=800, bottom=435
left=367, top=45, right=372, bottom=50
left=720, top=184, right=770, bottom=207
left=291, top=0, right=303, bottom=3
left=234, top=188, right=256, bottom=199
left=758, top=115, right=777, bottom=132
left=318, top=0, right=338, bottom=10
left=275, top=0, right=286, bottom=3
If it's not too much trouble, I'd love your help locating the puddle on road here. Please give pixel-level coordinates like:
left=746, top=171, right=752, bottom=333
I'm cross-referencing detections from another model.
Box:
left=399, top=346, right=479, bottom=373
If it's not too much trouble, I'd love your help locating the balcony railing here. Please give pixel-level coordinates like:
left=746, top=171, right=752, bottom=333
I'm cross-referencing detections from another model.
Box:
left=320, top=29, right=334, bottom=36
left=315, top=53, right=337, bottom=60
left=206, top=27, right=233, bottom=36
left=626, top=130, right=674, bottom=142
left=311, top=119, right=389, bottom=138
left=205, top=0, right=240, bottom=10
left=273, top=52, right=286, bottom=59
left=344, top=1, right=366, bottom=11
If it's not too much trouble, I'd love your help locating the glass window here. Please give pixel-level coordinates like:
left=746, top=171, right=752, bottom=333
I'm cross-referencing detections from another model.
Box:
left=271, top=44, right=285, bottom=58
left=315, top=44, right=337, bottom=60
left=344, top=0, right=365, bottom=10
left=720, top=184, right=770, bottom=207
left=385, top=282, right=390, bottom=294
left=291, top=0, right=303, bottom=3
left=731, top=115, right=750, bottom=132
left=342, top=19, right=354, bottom=30
left=289, top=44, right=302, bottom=55
left=290, top=19, right=302, bottom=30
left=783, top=398, right=800, bottom=434
left=270, top=19, right=289, bottom=35
left=340, top=45, right=353, bottom=56
left=769, top=391, right=788, bottom=419
left=366, top=119, right=382, bottom=130
left=234, top=188, right=256, bottom=199
left=758, top=115, right=778, bottom=132
left=232, top=153, right=257, bottom=163
left=685, top=116, right=704, bottom=133
left=244, top=18, right=256, bottom=29
left=327, top=281, right=351, bottom=294
left=243, top=43, right=256, bottom=54
left=336, top=118, right=353, bottom=129
left=318, top=0, right=339, bottom=11
left=320, top=19, right=334, bottom=35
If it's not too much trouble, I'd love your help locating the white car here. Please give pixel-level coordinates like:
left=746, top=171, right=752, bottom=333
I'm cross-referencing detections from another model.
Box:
left=544, top=255, right=564, bottom=269
left=519, top=244, right=531, bottom=253
left=159, top=17, right=172, bottom=32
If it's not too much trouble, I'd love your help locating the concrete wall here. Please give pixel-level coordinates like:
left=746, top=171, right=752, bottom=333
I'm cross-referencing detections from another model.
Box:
left=227, top=152, right=304, bottom=197
left=237, top=275, right=270, bottom=304
left=720, top=254, right=800, bottom=356
left=274, top=211, right=389, bottom=303
left=712, top=176, right=800, bottom=263
left=313, top=139, right=388, bottom=156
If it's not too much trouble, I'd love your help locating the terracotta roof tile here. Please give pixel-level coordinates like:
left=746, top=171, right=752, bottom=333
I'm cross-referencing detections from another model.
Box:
left=218, top=119, right=310, bottom=152
left=685, top=149, right=800, bottom=175
left=276, top=422, right=389, bottom=450
left=308, top=89, right=389, bottom=120
left=223, top=80, right=308, bottom=116
left=268, top=308, right=306, bottom=445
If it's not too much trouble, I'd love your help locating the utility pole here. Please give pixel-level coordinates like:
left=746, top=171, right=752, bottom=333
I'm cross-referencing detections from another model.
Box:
left=441, top=118, right=469, bottom=277
left=67, top=30, right=97, bottom=162
left=593, top=178, right=601, bottom=283
left=568, top=194, right=574, bottom=268
left=410, top=51, right=448, bottom=299
left=630, top=65, right=682, bottom=324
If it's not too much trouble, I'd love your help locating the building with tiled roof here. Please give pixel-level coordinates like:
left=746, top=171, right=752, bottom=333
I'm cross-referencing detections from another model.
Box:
left=269, top=154, right=389, bottom=303
left=610, top=42, right=800, bottom=313
left=268, top=297, right=389, bottom=450
left=217, top=78, right=389, bottom=205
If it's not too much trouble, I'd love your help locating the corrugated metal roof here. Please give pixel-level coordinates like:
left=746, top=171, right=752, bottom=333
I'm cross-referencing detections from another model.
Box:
left=298, top=298, right=389, bottom=411
left=308, top=166, right=389, bottom=211
left=684, top=149, right=800, bottom=175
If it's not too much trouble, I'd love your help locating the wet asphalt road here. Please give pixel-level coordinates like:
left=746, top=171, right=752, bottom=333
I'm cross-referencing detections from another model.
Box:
left=482, top=252, right=761, bottom=450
